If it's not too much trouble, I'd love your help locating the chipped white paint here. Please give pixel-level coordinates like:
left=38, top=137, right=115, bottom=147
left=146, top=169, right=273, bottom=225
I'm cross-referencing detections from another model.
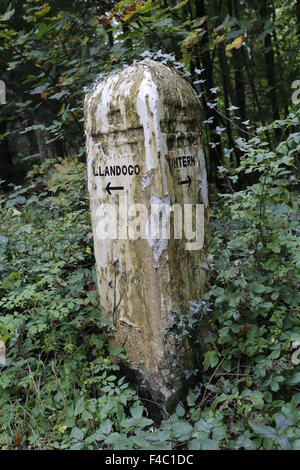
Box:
left=147, top=194, right=170, bottom=266
left=85, top=59, right=209, bottom=408
left=142, top=175, right=151, bottom=190
left=137, top=69, right=169, bottom=194
left=136, top=70, right=159, bottom=173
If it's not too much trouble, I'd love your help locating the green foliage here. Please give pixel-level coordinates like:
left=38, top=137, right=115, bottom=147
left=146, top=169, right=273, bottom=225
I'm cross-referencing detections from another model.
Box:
left=163, top=300, right=210, bottom=379
left=0, top=159, right=143, bottom=449
left=1, top=112, right=299, bottom=450
left=0, top=0, right=110, bottom=162
left=198, top=112, right=300, bottom=449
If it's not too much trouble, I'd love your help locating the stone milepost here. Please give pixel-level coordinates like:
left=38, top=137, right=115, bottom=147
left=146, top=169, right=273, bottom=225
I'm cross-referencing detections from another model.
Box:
left=85, top=59, right=209, bottom=410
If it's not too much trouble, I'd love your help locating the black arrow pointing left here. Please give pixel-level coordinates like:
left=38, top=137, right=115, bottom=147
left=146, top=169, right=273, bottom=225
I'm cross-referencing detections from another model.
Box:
left=106, top=182, right=124, bottom=195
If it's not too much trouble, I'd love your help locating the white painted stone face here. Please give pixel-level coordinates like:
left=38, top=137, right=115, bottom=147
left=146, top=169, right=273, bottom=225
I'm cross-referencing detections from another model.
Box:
left=85, top=59, right=209, bottom=407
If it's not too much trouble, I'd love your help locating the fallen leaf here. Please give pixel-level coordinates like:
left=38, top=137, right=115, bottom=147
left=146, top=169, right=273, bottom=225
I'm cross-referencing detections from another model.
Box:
left=15, top=432, right=21, bottom=447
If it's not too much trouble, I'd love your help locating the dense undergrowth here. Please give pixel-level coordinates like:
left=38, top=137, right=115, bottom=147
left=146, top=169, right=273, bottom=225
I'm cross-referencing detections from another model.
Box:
left=0, top=113, right=299, bottom=450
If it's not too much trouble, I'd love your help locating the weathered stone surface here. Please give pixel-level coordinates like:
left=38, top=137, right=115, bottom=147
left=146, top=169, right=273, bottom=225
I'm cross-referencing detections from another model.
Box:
left=85, top=59, right=209, bottom=409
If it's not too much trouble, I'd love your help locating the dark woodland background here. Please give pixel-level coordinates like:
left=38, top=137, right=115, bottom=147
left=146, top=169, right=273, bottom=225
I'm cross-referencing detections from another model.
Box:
left=1, top=0, right=299, bottom=184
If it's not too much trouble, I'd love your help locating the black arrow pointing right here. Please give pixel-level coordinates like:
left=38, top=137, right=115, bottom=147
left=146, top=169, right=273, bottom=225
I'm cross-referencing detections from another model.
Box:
left=178, top=175, right=192, bottom=188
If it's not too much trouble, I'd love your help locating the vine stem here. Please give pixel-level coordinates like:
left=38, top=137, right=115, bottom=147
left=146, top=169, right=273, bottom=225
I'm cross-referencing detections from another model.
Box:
left=199, top=357, right=225, bottom=409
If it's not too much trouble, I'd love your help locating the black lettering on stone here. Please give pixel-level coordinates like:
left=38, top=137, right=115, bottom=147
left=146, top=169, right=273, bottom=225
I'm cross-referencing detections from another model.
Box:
left=167, top=156, right=196, bottom=171
left=95, top=163, right=141, bottom=177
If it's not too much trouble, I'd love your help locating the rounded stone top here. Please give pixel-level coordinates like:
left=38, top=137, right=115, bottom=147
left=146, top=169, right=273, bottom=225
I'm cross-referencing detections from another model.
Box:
left=84, top=59, right=201, bottom=136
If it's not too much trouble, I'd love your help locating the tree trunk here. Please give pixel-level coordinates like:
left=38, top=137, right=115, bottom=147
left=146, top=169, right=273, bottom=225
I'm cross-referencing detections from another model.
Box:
left=195, top=0, right=224, bottom=185
left=260, top=0, right=280, bottom=138
left=0, top=120, right=14, bottom=182
left=233, top=0, right=247, bottom=123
